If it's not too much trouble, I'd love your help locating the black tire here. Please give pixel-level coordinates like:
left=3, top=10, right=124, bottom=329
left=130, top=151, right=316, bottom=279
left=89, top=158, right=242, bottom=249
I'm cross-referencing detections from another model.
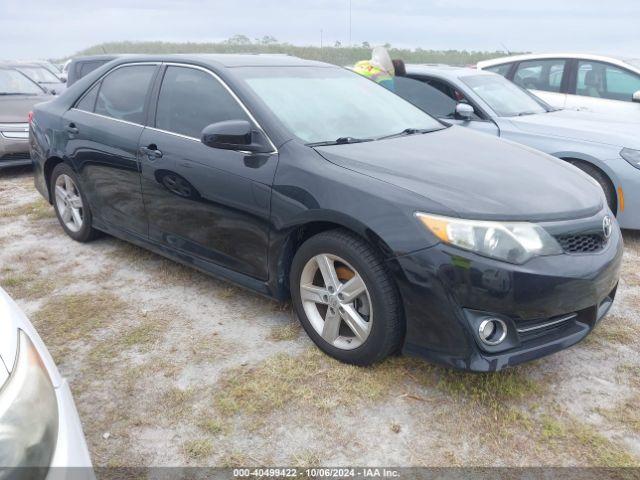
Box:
left=570, top=161, right=617, bottom=214
left=290, top=229, right=403, bottom=366
left=50, top=163, right=99, bottom=242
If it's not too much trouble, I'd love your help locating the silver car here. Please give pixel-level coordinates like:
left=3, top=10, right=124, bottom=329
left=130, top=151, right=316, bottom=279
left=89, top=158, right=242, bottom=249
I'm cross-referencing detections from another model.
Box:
left=394, top=65, right=640, bottom=229
left=0, top=288, right=92, bottom=475
left=477, top=53, right=640, bottom=119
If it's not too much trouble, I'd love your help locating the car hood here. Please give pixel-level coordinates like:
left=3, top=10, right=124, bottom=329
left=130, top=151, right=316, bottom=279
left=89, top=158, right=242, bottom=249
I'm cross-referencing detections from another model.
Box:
left=0, top=95, right=49, bottom=123
left=508, top=109, right=640, bottom=149
left=314, top=126, right=604, bottom=222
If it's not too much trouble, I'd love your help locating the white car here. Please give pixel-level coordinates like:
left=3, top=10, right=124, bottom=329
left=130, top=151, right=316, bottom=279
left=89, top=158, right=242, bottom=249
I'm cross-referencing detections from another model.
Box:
left=477, top=53, right=640, bottom=119
left=0, top=288, right=92, bottom=476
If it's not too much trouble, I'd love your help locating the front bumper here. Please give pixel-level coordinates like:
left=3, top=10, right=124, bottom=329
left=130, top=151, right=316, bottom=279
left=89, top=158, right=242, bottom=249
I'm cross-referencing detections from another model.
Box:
left=390, top=215, right=623, bottom=372
left=0, top=124, right=32, bottom=169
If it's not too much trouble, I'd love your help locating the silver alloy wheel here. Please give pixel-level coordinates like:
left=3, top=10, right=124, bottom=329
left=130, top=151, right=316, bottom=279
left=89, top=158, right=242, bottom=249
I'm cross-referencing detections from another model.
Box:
left=300, top=254, right=373, bottom=350
left=54, top=174, right=84, bottom=233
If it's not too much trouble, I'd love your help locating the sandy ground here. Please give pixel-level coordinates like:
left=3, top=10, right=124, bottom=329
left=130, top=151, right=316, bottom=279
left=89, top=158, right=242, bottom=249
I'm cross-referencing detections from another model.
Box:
left=1, top=166, right=639, bottom=467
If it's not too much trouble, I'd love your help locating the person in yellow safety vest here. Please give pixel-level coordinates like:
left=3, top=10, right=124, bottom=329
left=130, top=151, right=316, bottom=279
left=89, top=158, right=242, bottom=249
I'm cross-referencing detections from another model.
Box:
left=353, top=46, right=396, bottom=91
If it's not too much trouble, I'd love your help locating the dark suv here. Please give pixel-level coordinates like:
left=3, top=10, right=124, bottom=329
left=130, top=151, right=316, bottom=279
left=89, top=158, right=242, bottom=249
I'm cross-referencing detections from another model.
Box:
left=29, top=55, right=622, bottom=371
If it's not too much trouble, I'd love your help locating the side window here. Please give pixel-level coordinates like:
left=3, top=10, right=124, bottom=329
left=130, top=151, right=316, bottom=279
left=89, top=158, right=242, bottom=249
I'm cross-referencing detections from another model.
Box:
left=577, top=61, right=640, bottom=101
left=395, top=76, right=457, bottom=118
left=513, top=59, right=566, bottom=92
left=484, top=64, right=512, bottom=77
left=95, top=65, right=156, bottom=124
left=155, top=66, right=249, bottom=138
left=75, top=82, right=100, bottom=112
left=423, top=78, right=481, bottom=119
left=79, top=61, right=105, bottom=79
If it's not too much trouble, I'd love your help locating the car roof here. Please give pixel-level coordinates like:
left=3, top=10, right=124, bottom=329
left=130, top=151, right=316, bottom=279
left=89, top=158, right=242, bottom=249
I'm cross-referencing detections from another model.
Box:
left=71, top=53, right=330, bottom=69
left=405, top=64, right=493, bottom=80
left=477, top=53, right=640, bottom=72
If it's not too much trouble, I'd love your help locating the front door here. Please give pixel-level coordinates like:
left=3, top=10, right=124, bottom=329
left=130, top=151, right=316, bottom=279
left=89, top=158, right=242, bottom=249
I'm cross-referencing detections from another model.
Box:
left=139, top=64, right=278, bottom=280
left=395, top=76, right=500, bottom=136
left=63, top=63, right=158, bottom=236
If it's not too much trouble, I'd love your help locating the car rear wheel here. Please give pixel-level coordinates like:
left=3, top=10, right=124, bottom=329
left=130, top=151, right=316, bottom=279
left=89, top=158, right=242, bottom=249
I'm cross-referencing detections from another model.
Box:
left=51, top=163, right=98, bottom=242
left=290, top=229, right=403, bottom=365
left=570, top=161, right=617, bottom=214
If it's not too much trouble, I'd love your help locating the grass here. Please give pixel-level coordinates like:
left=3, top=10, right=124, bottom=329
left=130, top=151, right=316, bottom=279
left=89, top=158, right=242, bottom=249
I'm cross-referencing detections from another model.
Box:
left=585, top=315, right=639, bottom=347
left=436, top=366, right=544, bottom=421
left=184, top=439, right=214, bottom=460
left=214, top=349, right=428, bottom=416
left=32, top=292, right=127, bottom=361
left=0, top=267, right=55, bottom=300
left=267, top=322, right=301, bottom=341
left=0, top=198, right=53, bottom=220
left=197, top=417, right=227, bottom=436
left=598, top=394, right=640, bottom=435
left=162, top=387, right=197, bottom=419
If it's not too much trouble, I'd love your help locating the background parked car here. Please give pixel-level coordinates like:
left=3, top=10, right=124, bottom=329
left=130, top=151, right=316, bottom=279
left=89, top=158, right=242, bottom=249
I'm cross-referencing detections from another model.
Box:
left=394, top=65, right=640, bottom=229
left=23, top=60, right=67, bottom=82
left=477, top=53, right=640, bottom=118
left=65, top=55, right=119, bottom=86
left=0, top=66, right=52, bottom=169
left=5, top=62, right=67, bottom=95
left=0, top=287, right=92, bottom=472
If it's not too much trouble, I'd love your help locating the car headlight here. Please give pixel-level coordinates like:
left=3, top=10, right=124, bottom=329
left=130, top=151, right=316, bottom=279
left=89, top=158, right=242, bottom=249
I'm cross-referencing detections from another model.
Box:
left=0, top=330, right=58, bottom=471
left=621, top=148, right=640, bottom=169
left=416, top=213, right=562, bottom=264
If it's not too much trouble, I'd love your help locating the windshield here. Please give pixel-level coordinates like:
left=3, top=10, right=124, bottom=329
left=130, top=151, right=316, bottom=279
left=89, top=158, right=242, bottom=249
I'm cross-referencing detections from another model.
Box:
left=236, top=66, right=443, bottom=144
left=461, top=74, right=549, bottom=117
left=0, top=69, right=43, bottom=95
left=17, top=66, right=60, bottom=83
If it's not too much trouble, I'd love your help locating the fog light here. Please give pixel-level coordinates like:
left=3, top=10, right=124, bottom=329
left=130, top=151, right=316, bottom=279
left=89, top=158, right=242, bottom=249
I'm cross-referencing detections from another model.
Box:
left=478, top=318, right=507, bottom=345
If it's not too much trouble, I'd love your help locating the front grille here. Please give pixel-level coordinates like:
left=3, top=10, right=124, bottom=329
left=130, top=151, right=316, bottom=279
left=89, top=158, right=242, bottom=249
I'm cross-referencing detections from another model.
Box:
left=0, top=152, right=30, bottom=161
left=555, top=233, right=606, bottom=253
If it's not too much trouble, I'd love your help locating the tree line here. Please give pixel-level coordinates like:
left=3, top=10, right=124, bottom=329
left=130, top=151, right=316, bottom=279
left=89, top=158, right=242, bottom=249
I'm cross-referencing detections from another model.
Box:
left=69, top=36, right=522, bottom=66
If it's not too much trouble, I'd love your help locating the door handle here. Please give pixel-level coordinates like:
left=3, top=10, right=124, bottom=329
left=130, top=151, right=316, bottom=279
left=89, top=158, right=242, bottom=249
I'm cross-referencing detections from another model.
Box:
left=65, top=123, right=79, bottom=134
left=140, top=145, right=163, bottom=159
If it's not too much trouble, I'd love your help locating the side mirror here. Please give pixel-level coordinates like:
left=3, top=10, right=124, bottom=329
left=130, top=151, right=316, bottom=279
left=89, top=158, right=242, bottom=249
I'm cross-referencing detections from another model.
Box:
left=201, top=120, right=267, bottom=153
left=633, top=90, right=640, bottom=103
left=455, top=103, right=474, bottom=120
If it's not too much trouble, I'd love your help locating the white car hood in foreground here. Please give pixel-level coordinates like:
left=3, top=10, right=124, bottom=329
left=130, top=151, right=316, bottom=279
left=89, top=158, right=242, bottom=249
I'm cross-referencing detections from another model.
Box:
left=0, top=288, right=61, bottom=387
left=509, top=109, right=640, bottom=150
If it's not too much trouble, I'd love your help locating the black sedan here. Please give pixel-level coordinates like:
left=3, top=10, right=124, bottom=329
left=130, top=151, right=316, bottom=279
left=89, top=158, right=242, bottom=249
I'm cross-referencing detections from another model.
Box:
left=29, top=55, right=622, bottom=371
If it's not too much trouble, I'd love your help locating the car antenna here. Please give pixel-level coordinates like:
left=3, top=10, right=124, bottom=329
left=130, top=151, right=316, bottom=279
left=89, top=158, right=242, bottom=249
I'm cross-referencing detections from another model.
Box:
left=500, top=42, right=511, bottom=56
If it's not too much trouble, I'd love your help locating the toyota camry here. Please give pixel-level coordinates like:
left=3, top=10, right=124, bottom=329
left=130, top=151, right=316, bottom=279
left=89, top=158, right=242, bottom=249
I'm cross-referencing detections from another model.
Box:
left=29, top=55, right=622, bottom=371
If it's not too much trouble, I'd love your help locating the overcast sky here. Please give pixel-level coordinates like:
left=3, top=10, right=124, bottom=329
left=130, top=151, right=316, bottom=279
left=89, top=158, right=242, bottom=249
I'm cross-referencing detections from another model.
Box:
left=1, top=0, right=638, bottom=59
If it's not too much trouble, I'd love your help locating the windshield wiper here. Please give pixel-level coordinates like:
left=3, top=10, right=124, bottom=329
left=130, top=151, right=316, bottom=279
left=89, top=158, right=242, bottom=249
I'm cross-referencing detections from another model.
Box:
left=376, top=127, right=441, bottom=141
left=0, top=92, right=24, bottom=96
left=307, top=136, right=373, bottom=147
left=517, top=111, right=538, bottom=116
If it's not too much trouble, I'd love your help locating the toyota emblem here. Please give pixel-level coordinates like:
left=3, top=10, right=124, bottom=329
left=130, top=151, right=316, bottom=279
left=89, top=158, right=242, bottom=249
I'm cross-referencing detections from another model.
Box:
left=602, top=215, right=613, bottom=239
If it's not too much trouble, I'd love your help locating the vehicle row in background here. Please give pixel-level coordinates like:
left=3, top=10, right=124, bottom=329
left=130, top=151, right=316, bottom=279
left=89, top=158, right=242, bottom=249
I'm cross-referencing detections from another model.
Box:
left=0, top=65, right=52, bottom=169
left=477, top=53, right=640, bottom=119
left=394, top=65, right=640, bottom=230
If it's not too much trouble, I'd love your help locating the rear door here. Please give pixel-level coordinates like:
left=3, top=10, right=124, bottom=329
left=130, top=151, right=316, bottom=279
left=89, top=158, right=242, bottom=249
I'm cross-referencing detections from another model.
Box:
left=63, top=63, right=159, bottom=237
left=565, top=59, right=640, bottom=116
left=511, top=59, right=568, bottom=109
left=138, top=64, right=278, bottom=280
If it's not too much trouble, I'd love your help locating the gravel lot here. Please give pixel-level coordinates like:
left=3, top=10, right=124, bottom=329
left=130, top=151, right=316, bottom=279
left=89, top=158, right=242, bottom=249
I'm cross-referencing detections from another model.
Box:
left=1, top=166, right=639, bottom=467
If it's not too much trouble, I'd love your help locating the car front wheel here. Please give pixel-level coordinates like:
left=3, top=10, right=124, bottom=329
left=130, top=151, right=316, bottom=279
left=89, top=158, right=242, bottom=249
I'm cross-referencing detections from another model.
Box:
left=290, top=229, right=403, bottom=365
